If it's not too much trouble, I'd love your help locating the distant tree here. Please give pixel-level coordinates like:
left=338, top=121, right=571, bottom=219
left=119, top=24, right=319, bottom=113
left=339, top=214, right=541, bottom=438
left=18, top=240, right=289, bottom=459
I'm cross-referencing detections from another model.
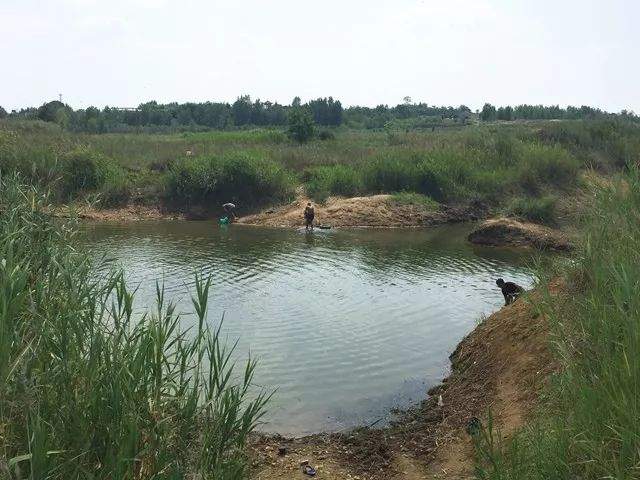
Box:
left=307, top=97, right=343, bottom=126
left=480, top=103, right=497, bottom=121
left=403, top=96, right=412, bottom=105
left=37, top=100, right=68, bottom=123
left=497, top=106, right=513, bottom=121
left=287, top=108, right=314, bottom=143
left=232, top=95, right=253, bottom=126
left=0, top=106, right=7, bottom=119
left=291, top=96, right=302, bottom=108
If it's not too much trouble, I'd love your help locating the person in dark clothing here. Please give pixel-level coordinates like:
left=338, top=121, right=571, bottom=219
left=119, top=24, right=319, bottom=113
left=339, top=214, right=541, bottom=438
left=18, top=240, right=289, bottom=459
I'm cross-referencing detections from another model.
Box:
left=303, top=202, right=315, bottom=231
left=222, top=202, right=237, bottom=221
left=496, top=278, right=524, bottom=305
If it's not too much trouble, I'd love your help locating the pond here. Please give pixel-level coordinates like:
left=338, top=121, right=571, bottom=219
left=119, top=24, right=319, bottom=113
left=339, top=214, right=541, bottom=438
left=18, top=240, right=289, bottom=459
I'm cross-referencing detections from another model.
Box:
left=81, top=221, right=540, bottom=436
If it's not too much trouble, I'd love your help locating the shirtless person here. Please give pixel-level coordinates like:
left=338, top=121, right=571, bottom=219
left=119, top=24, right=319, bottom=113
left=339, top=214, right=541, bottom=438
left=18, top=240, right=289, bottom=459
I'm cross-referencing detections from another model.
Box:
left=496, top=278, right=524, bottom=305
left=304, top=202, right=315, bottom=231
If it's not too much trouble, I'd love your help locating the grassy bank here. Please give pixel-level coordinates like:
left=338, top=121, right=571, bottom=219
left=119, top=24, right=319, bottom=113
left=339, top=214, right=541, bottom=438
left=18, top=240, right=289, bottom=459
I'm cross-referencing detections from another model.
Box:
left=1, top=119, right=639, bottom=222
left=0, top=176, right=269, bottom=479
left=473, top=170, right=640, bottom=479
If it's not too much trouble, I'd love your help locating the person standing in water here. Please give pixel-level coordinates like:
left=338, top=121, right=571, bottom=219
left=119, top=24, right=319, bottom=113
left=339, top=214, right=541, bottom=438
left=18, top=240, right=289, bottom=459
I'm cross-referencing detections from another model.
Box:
left=222, top=202, right=237, bottom=221
left=304, top=202, right=315, bottom=231
left=496, top=278, right=524, bottom=305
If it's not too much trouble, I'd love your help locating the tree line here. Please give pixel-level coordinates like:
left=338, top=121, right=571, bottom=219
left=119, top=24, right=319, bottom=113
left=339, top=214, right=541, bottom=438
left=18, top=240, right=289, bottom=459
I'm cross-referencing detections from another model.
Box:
left=479, top=103, right=637, bottom=122
left=2, top=97, right=636, bottom=133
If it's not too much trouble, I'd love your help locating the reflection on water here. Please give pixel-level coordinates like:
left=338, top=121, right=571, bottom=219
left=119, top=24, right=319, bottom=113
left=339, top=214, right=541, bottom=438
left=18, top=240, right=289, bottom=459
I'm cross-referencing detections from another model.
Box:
left=81, top=221, right=540, bottom=436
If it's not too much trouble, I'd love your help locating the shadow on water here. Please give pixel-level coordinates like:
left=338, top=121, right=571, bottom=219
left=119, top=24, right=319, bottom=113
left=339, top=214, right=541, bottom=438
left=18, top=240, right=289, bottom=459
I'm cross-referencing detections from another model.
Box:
left=80, top=221, right=547, bottom=436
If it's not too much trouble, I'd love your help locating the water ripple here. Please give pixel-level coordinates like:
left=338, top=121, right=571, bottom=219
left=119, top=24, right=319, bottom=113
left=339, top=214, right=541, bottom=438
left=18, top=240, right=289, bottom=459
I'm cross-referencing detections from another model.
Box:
left=81, top=221, right=541, bottom=436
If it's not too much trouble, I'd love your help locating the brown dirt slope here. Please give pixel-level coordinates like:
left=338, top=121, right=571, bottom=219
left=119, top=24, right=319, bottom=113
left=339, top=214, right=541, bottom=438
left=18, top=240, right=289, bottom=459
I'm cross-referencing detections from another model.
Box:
left=249, top=283, right=562, bottom=479
left=468, top=217, right=573, bottom=251
left=237, top=192, right=486, bottom=228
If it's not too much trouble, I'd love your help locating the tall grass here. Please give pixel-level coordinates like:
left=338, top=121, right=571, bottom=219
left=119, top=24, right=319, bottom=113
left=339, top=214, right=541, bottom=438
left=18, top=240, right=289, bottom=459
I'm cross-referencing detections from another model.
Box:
left=474, top=169, right=640, bottom=479
left=166, top=152, right=295, bottom=206
left=0, top=176, right=269, bottom=479
left=505, top=195, right=557, bottom=224
left=2, top=118, right=640, bottom=215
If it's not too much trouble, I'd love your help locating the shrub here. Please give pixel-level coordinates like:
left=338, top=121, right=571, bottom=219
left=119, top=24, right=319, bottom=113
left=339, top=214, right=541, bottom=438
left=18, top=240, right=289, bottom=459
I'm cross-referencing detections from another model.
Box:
left=318, top=130, right=335, bottom=141
left=506, top=195, right=557, bottom=224
left=518, top=144, right=580, bottom=193
left=61, top=147, right=110, bottom=194
left=167, top=153, right=295, bottom=205
left=287, top=109, right=315, bottom=143
left=362, top=155, right=416, bottom=193
left=99, top=174, right=132, bottom=208
left=413, top=161, right=445, bottom=201
left=306, top=165, right=361, bottom=200
left=390, top=192, right=439, bottom=208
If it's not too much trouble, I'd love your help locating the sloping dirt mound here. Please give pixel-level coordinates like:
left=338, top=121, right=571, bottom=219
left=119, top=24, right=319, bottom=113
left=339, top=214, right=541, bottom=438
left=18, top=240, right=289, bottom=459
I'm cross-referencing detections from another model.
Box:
left=250, top=283, right=563, bottom=479
left=468, top=217, right=573, bottom=251
left=421, top=280, right=563, bottom=478
left=238, top=194, right=485, bottom=228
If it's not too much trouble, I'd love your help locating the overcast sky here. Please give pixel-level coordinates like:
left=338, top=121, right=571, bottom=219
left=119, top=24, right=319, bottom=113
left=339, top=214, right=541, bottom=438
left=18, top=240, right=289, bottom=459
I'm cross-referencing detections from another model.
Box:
left=1, top=0, right=638, bottom=112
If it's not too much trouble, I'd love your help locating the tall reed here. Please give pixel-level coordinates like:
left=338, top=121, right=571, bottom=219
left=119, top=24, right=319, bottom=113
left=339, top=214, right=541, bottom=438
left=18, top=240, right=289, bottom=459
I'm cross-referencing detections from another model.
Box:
left=473, top=168, right=640, bottom=479
left=0, top=175, right=269, bottom=479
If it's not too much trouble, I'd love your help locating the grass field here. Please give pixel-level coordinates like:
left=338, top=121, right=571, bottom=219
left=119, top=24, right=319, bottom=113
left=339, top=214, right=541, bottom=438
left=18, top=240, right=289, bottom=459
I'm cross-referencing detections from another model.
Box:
left=1, top=119, right=639, bottom=222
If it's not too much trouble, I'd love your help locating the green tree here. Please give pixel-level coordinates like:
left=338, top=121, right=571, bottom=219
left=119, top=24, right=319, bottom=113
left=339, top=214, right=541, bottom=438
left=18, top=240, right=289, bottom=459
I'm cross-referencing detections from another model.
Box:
left=497, top=105, right=513, bottom=121
left=480, top=103, right=497, bottom=121
left=232, top=95, right=253, bottom=126
left=0, top=106, right=7, bottom=119
left=37, top=100, right=69, bottom=123
left=287, top=108, right=314, bottom=143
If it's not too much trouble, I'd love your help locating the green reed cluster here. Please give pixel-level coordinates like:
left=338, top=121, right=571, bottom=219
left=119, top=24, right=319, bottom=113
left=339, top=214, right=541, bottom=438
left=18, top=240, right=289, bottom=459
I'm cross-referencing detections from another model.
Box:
left=0, top=176, right=269, bottom=479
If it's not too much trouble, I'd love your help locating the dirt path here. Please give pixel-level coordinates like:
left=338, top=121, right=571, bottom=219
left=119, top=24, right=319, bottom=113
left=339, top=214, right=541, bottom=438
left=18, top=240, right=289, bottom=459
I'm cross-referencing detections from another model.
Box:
left=250, top=283, right=563, bottom=479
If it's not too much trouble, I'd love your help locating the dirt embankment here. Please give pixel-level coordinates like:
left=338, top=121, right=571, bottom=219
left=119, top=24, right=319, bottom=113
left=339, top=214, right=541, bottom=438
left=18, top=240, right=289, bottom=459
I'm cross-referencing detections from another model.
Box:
left=54, top=193, right=484, bottom=227
left=53, top=204, right=184, bottom=222
left=250, top=282, right=563, bottom=479
left=238, top=193, right=486, bottom=228
left=468, top=217, right=573, bottom=251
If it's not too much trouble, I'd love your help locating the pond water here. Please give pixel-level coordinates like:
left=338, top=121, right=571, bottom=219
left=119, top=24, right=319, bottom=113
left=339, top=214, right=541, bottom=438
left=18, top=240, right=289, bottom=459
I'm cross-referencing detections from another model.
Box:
left=81, top=221, right=540, bottom=436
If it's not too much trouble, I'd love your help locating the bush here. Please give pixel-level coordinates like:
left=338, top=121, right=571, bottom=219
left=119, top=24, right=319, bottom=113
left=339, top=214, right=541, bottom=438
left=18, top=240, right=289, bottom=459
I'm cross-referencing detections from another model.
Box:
left=413, top=161, right=445, bottom=201
left=362, top=155, right=416, bottom=193
left=305, top=165, right=361, bottom=200
left=390, top=192, right=439, bottom=208
left=518, top=144, right=580, bottom=193
left=99, top=174, right=132, bottom=208
left=287, top=109, right=315, bottom=143
left=167, top=153, right=295, bottom=205
left=506, top=195, right=557, bottom=224
left=318, top=130, right=335, bottom=141
left=61, top=147, right=120, bottom=195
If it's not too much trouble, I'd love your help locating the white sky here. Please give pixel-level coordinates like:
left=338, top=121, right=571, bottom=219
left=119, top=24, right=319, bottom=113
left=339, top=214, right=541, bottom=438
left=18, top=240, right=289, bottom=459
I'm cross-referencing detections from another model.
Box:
left=1, top=0, right=638, bottom=112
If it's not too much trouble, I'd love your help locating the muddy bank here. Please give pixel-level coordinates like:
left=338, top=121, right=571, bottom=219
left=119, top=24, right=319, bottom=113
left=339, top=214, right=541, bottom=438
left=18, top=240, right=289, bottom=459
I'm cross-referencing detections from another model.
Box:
left=52, top=204, right=184, bottom=222
left=249, top=283, right=563, bottom=479
left=238, top=194, right=487, bottom=228
left=54, top=194, right=485, bottom=227
left=468, top=217, right=573, bottom=251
